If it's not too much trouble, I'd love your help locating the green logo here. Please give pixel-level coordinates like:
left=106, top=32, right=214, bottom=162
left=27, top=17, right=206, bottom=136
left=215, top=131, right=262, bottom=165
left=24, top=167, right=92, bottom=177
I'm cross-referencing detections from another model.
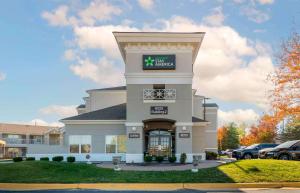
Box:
left=144, top=56, right=154, bottom=66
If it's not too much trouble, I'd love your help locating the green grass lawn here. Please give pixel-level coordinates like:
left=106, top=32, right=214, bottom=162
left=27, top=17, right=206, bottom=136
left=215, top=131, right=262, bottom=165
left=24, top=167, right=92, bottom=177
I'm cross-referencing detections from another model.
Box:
left=0, top=160, right=300, bottom=183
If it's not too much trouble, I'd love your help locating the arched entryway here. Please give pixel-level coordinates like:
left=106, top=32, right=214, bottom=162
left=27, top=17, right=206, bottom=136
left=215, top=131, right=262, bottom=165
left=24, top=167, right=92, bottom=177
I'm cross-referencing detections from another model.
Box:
left=143, top=119, right=176, bottom=157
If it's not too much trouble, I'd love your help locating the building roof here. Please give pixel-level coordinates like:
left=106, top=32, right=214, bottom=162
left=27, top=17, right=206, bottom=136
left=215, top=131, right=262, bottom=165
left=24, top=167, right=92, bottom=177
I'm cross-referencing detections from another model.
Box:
left=77, top=104, right=86, bottom=108
left=62, top=103, right=127, bottom=121
left=87, top=86, right=126, bottom=92
left=62, top=103, right=211, bottom=124
left=203, top=103, right=218, bottom=108
left=0, top=123, right=60, bottom=135
left=192, top=117, right=207, bottom=122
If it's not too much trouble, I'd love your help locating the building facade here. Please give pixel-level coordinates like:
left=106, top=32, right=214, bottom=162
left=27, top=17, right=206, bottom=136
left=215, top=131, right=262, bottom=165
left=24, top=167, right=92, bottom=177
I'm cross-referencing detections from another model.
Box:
left=56, top=32, right=218, bottom=163
left=13, top=32, right=218, bottom=163
left=0, top=123, right=63, bottom=158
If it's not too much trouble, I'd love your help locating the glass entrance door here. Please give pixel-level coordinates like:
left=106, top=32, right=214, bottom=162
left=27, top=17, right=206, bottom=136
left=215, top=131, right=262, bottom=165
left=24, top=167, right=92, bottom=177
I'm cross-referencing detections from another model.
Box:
left=148, top=130, right=172, bottom=157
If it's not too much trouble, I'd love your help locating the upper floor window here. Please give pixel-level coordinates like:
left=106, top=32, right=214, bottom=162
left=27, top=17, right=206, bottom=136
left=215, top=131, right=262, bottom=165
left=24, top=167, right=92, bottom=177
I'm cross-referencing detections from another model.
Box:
left=153, top=84, right=165, bottom=89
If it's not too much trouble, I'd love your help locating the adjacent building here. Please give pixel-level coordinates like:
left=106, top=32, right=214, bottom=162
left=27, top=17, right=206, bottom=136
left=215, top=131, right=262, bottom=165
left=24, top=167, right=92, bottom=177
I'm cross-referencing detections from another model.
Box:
left=0, top=123, right=63, bottom=158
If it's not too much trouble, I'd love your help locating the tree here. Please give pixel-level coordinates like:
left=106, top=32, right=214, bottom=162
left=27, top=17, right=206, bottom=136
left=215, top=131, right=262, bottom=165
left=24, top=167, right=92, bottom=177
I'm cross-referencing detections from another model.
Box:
left=240, top=114, right=277, bottom=146
left=217, top=126, right=227, bottom=151
left=281, top=116, right=300, bottom=141
left=269, top=32, right=300, bottom=121
left=218, top=123, right=240, bottom=150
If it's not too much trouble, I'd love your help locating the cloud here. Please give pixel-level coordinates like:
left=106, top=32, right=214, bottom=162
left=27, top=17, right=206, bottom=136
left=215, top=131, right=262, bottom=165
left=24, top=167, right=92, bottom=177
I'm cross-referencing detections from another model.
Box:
left=253, top=29, right=266, bottom=33
left=218, top=108, right=259, bottom=127
left=70, top=57, right=125, bottom=86
left=202, top=6, right=225, bottom=26
left=151, top=16, right=273, bottom=109
left=137, top=0, right=154, bottom=11
left=40, top=105, right=77, bottom=117
left=42, top=5, right=71, bottom=27
left=241, top=5, right=270, bottom=23
left=0, top=71, right=6, bottom=81
left=233, top=0, right=274, bottom=5
left=78, top=0, right=122, bottom=26
left=29, top=119, right=64, bottom=127
left=41, top=3, right=275, bottom=109
left=256, top=0, right=274, bottom=5
left=63, top=49, right=76, bottom=61
left=42, top=1, right=122, bottom=27
left=73, top=24, right=139, bottom=58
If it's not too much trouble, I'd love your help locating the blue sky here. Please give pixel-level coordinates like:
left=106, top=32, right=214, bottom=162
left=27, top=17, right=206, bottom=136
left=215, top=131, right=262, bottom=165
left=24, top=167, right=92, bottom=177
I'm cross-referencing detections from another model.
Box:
left=0, top=0, right=299, bottom=127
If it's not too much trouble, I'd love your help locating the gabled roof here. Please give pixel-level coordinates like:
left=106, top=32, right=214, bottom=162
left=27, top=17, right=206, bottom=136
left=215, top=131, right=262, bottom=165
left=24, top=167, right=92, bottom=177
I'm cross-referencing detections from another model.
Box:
left=61, top=103, right=126, bottom=121
left=87, top=86, right=126, bottom=92
left=192, top=116, right=207, bottom=122
left=203, top=103, right=218, bottom=108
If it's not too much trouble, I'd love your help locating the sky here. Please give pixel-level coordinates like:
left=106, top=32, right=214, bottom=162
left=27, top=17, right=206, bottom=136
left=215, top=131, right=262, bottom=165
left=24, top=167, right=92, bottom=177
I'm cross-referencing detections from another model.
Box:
left=0, top=0, right=299, bottom=127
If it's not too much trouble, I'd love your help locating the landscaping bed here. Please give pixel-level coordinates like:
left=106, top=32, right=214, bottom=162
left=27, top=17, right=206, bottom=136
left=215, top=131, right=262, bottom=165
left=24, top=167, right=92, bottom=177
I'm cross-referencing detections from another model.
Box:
left=0, top=160, right=299, bottom=183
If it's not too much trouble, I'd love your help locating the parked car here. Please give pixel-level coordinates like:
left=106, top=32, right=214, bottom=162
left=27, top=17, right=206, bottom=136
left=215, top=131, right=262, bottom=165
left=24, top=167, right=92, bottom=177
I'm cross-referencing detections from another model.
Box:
left=223, top=149, right=234, bottom=157
left=232, top=143, right=278, bottom=159
left=258, top=147, right=277, bottom=159
left=266, top=140, right=300, bottom=160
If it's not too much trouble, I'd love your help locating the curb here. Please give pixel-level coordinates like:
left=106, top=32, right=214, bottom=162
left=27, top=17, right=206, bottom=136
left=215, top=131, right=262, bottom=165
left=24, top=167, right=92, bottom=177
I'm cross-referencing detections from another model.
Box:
left=0, top=182, right=300, bottom=191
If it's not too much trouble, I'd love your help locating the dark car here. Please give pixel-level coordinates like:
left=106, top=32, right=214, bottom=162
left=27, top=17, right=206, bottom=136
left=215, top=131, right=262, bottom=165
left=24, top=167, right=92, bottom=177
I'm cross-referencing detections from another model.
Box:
left=266, top=140, right=300, bottom=160
left=232, top=143, right=278, bottom=159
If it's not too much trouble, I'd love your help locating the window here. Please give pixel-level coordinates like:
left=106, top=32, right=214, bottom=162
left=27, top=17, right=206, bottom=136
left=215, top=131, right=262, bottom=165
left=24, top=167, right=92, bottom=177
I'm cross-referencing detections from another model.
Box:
left=153, top=84, right=165, bottom=100
left=70, top=144, right=79, bottom=153
left=117, top=135, right=127, bottom=153
left=153, top=84, right=165, bottom=89
left=69, top=135, right=91, bottom=153
left=105, top=135, right=127, bottom=153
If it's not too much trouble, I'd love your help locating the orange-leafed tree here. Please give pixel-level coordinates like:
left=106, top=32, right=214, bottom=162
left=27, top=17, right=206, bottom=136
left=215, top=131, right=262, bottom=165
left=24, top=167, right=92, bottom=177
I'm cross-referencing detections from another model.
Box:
left=269, top=32, right=300, bottom=121
left=240, top=114, right=278, bottom=146
left=217, top=126, right=227, bottom=150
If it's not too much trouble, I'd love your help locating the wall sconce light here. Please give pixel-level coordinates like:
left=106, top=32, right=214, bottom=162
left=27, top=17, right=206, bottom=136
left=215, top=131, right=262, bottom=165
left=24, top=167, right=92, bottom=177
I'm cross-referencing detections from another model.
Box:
left=132, top=127, right=136, bottom=131
left=182, top=126, right=187, bottom=131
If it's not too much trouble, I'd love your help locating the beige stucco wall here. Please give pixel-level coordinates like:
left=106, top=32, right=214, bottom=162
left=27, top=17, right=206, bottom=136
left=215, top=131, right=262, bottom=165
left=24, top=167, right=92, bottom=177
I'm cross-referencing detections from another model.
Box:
left=126, top=84, right=193, bottom=122
left=85, top=91, right=126, bottom=112
left=64, top=124, right=126, bottom=153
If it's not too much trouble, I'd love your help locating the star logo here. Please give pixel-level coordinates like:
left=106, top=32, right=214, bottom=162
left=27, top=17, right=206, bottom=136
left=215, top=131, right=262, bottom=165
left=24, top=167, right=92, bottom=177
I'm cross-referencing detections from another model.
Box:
left=145, top=56, right=154, bottom=66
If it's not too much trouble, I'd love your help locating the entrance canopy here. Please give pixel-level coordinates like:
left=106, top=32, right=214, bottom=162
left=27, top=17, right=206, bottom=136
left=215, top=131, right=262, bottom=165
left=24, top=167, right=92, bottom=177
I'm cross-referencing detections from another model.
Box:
left=143, top=118, right=176, bottom=124
left=143, top=118, right=175, bottom=132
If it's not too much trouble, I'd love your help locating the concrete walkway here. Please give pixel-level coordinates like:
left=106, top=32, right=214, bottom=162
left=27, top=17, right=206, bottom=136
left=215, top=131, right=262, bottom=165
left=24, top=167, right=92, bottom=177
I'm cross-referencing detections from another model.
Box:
left=96, top=160, right=232, bottom=171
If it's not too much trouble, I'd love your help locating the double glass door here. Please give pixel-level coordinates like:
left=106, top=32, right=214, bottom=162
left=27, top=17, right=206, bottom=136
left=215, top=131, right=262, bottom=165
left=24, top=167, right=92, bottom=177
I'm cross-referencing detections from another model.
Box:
left=148, top=130, right=172, bottom=157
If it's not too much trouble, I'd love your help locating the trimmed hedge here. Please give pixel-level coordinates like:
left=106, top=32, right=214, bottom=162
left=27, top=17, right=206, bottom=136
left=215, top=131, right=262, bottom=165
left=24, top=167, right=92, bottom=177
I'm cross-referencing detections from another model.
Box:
left=180, top=153, right=187, bottom=164
left=144, top=155, right=152, bottom=162
left=13, top=157, right=23, bottom=162
left=52, top=156, right=64, bottom=162
left=26, top=157, right=35, bottom=161
left=67, top=156, right=75, bottom=163
left=155, top=156, right=164, bottom=163
left=168, top=156, right=177, bottom=163
left=40, top=157, right=49, bottom=161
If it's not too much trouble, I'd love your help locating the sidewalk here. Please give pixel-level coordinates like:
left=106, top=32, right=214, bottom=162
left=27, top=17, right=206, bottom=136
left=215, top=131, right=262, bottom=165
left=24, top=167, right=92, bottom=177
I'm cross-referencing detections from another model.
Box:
left=1, top=182, right=300, bottom=191
left=96, top=158, right=235, bottom=171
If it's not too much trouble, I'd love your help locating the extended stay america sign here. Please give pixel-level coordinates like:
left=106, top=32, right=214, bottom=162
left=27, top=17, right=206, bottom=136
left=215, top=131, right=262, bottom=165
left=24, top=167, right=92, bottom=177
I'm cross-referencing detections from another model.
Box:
left=143, top=55, right=176, bottom=70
